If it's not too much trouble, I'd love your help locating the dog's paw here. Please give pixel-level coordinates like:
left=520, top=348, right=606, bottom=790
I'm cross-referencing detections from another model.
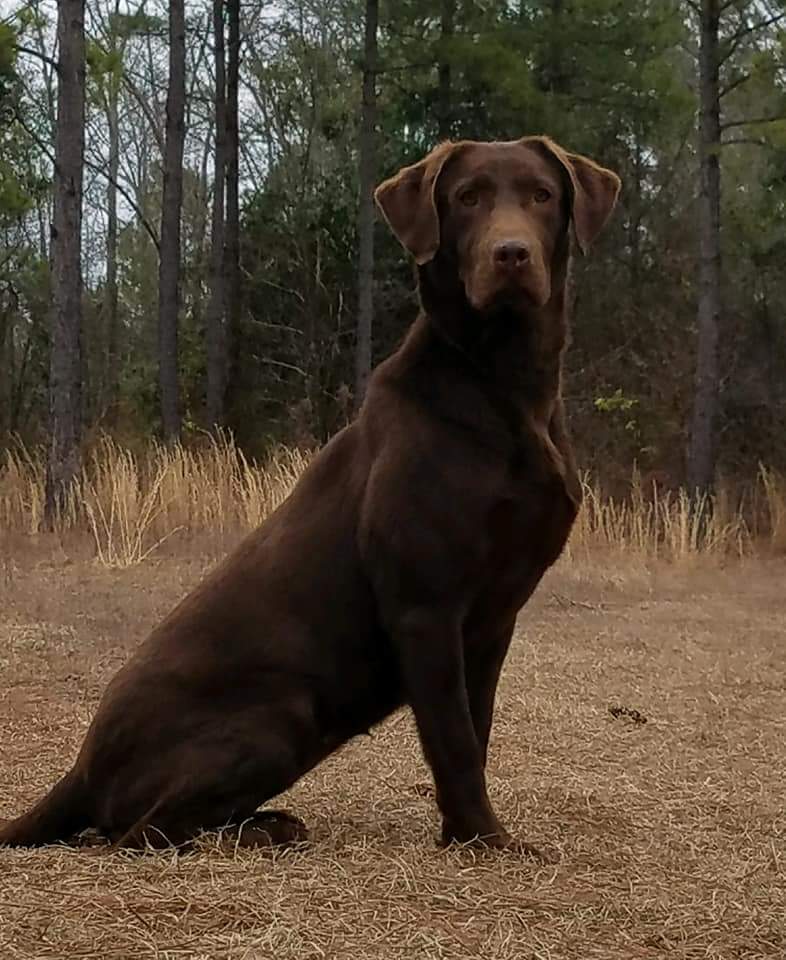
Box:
left=441, top=826, right=555, bottom=862
left=243, top=810, right=309, bottom=846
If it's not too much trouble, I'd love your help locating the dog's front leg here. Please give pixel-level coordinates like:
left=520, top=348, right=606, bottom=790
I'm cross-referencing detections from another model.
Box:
left=464, top=615, right=517, bottom=770
left=392, top=607, right=510, bottom=848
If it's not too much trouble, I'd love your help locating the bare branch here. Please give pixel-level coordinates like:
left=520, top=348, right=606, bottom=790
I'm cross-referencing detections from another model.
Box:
left=83, top=158, right=160, bottom=252
left=733, top=10, right=786, bottom=42
left=719, top=11, right=786, bottom=66
left=719, top=71, right=752, bottom=98
left=721, top=113, right=786, bottom=131
left=121, top=73, right=165, bottom=154
left=11, top=105, right=56, bottom=165
left=652, top=122, right=695, bottom=202
left=252, top=355, right=308, bottom=378
left=721, top=136, right=770, bottom=147
left=15, top=44, right=59, bottom=71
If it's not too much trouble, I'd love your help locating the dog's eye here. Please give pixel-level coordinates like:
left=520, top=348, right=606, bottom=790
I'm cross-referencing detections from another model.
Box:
left=533, top=188, right=551, bottom=204
left=460, top=189, right=479, bottom=207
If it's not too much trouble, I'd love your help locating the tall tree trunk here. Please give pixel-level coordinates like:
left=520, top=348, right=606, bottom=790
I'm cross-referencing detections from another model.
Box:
left=206, top=0, right=227, bottom=429
left=437, top=0, right=454, bottom=140
left=104, top=79, right=120, bottom=427
left=224, top=0, right=241, bottom=412
left=44, top=0, right=85, bottom=527
left=354, top=0, right=378, bottom=409
left=688, top=0, right=722, bottom=494
left=539, top=0, right=566, bottom=132
left=158, top=0, right=186, bottom=443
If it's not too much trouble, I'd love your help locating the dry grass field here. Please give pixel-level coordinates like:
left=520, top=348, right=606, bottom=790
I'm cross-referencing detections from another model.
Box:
left=0, top=441, right=784, bottom=958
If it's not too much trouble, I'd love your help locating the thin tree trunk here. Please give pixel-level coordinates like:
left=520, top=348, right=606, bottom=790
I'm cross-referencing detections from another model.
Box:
left=437, top=0, right=454, bottom=140
left=44, top=0, right=85, bottom=527
left=354, top=0, right=378, bottom=409
left=548, top=0, right=564, bottom=92
left=631, top=122, right=643, bottom=324
left=188, top=136, right=212, bottom=373
left=0, top=306, right=10, bottom=443
left=688, top=0, right=722, bottom=494
left=37, top=202, right=47, bottom=261
left=206, top=0, right=227, bottom=429
left=224, top=0, right=241, bottom=412
left=104, top=80, right=120, bottom=427
left=539, top=0, right=566, bottom=132
left=158, top=0, right=186, bottom=443
left=12, top=329, right=33, bottom=434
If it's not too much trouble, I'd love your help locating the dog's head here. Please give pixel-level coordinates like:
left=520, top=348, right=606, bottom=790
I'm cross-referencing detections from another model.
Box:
left=375, top=137, right=620, bottom=314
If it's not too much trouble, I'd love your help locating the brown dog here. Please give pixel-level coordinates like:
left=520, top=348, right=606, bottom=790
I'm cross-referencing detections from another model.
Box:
left=0, top=137, right=620, bottom=854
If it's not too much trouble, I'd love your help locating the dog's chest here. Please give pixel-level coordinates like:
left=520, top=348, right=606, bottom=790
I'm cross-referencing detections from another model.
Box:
left=482, top=465, right=578, bottom=608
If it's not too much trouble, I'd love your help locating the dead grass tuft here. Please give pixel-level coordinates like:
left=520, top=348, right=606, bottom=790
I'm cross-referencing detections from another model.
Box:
left=0, top=434, right=311, bottom=567
left=757, top=464, right=786, bottom=554
left=568, top=468, right=758, bottom=563
left=2, top=436, right=784, bottom=569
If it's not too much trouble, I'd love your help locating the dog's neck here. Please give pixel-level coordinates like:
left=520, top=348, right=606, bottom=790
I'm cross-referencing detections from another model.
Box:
left=414, top=254, right=571, bottom=420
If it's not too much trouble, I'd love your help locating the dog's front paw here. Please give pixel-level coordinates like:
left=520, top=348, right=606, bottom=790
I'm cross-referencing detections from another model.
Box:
left=441, top=823, right=553, bottom=861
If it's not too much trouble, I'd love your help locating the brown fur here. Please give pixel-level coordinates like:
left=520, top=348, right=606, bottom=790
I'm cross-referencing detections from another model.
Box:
left=0, top=136, right=620, bottom=854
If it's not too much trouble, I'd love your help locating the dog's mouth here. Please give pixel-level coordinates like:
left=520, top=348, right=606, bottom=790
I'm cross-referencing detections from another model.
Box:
left=465, top=272, right=551, bottom=314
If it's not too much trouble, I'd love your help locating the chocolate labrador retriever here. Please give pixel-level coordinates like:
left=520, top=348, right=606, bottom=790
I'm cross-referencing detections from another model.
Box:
left=0, top=136, right=620, bottom=855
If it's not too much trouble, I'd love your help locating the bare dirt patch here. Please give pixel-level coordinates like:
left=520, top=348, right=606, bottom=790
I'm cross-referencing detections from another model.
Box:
left=1, top=553, right=784, bottom=959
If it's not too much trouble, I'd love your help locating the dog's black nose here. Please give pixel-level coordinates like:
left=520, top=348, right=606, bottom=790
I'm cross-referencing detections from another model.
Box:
left=493, top=240, right=530, bottom=268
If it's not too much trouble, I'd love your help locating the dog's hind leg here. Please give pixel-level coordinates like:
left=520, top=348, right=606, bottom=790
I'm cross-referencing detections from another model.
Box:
left=104, top=696, right=323, bottom=851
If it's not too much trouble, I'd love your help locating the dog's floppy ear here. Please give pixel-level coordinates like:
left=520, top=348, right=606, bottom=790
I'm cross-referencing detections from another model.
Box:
left=528, top=137, right=621, bottom=255
left=374, top=142, right=460, bottom=265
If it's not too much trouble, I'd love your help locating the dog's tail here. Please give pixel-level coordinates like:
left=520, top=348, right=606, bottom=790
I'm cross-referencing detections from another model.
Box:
left=0, top=769, right=90, bottom=847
